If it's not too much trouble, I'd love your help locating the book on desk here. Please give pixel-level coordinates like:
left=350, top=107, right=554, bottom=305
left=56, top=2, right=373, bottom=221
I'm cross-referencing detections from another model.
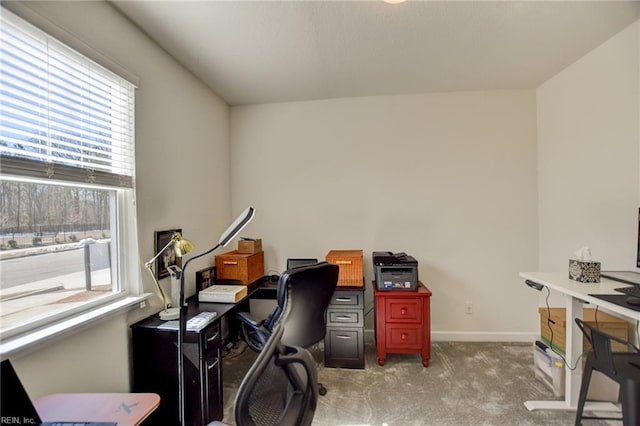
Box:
left=199, top=285, right=247, bottom=303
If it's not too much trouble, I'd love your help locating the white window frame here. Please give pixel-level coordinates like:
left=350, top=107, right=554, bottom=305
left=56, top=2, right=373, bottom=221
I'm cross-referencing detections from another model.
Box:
left=0, top=8, right=144, bottom=356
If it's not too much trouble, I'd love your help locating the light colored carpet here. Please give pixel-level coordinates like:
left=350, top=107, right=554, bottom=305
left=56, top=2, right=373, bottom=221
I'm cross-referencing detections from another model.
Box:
left=221, top=339, right=616, bottom=425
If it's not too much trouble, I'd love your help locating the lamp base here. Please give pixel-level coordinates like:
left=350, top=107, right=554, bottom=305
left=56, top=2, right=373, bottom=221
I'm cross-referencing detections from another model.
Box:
left=159, top=307, right=180, bottom=321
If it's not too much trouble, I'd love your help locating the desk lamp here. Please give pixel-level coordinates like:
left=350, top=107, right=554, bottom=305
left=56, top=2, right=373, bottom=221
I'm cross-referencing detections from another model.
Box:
left=144, top=232, right=194, bottom=320
left=175, top=206, right=255, bottom=426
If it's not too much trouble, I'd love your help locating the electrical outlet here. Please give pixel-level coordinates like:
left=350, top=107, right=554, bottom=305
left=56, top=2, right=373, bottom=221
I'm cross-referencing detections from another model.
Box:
left=465, top=301, right=473, bottom=314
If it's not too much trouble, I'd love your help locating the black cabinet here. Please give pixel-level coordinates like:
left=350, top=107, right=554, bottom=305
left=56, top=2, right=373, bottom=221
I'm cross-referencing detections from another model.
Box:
left=131, top=316, right=222, bottom=426
left=324, top=287, right=365, bottom=369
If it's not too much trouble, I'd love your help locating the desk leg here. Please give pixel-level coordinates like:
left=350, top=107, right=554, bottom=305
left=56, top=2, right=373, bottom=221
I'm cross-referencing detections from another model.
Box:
left=524, top=295, right=619, bottom=413
left=566, top=294, right=583, bottom=408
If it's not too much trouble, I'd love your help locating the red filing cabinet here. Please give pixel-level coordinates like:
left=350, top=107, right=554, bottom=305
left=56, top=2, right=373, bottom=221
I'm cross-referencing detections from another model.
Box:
left=373, top=280, right=432, bottom=367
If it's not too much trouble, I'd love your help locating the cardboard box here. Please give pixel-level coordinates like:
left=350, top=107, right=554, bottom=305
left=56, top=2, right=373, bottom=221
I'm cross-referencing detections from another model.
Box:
left=538, top=307, right=628, bottom=354
left=325, top=249, right=363, bottom=287
left=538, top=307, right=627, bottom=402
left=215, top=250, right=264, bottom=285
left=238, top=238, right=262, bottom=254
left=568, top=259, right=601, bottom=283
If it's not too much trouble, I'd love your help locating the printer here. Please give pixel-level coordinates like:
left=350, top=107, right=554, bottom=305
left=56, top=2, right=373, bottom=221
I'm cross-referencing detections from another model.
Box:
left=373, top=251, right=418, bottom=291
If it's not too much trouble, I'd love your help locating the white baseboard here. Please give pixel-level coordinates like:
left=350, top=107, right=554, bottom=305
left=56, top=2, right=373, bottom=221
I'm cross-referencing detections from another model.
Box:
left=431, top=331, right=538, bottom=342
left=363, top=329, right=537, bottom=343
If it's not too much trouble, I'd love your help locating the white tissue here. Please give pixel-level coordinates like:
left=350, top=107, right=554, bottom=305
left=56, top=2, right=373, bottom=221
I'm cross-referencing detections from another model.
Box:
left=574, top=246, right=592, bottom=262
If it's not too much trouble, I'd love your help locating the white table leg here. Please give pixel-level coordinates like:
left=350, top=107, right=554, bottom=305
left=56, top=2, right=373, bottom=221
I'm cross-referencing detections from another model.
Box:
left=566, top=294, right=583, bottom=407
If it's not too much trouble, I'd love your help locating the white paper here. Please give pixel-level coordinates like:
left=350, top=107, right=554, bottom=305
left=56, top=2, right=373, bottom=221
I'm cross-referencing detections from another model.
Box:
left=157, top=320, right=179, bottom=330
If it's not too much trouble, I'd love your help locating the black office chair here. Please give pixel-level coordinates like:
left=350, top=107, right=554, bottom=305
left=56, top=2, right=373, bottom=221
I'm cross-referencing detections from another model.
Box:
left=234, top=324, right=318, bottom=426
left=235, top=261, right=339, bottom=395
left=574, top=318, right=640, bottom=426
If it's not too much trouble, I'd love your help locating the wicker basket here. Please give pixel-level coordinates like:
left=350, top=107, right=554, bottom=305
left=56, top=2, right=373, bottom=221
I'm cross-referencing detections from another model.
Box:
left=325, top=249, right=363, bottom=287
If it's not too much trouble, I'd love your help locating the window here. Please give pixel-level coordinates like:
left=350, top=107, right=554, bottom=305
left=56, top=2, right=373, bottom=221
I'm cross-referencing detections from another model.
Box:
left=0, top=9, right=138, bottom=340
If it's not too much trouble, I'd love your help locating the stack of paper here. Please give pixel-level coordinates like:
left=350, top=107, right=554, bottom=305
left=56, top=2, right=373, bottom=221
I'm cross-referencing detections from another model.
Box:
left=198, top=285, right=247, bottom=303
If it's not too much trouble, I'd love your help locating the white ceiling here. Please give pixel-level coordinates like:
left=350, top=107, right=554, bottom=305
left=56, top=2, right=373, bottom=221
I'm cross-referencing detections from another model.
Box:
left=112, top=1, right=640, bottom=106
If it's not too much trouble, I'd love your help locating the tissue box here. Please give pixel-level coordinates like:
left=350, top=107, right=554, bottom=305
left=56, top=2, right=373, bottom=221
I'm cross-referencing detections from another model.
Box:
left=568, top=259, right=600, bottom=283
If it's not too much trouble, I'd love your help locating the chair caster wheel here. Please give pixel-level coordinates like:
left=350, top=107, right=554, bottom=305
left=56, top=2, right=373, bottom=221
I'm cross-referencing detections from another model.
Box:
left=319, top=385, right=327, bottom=396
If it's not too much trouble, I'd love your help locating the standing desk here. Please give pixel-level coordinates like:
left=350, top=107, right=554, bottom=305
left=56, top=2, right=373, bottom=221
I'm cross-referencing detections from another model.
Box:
left=520, top=272, right=640, bottom=412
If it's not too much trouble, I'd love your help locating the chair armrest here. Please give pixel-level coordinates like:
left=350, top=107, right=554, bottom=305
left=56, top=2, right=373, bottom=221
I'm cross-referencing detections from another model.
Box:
left=277, top=346, right=319, bottom=398
left=275, top=360, right=317, bottom=426
left=236, top=311, right=271, bottom=351
left=235, top=311, right=263, bottom=328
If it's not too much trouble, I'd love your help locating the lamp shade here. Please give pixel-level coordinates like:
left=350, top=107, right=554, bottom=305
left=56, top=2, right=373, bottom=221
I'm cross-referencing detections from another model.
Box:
left=174, top=233, right=195, bottom=257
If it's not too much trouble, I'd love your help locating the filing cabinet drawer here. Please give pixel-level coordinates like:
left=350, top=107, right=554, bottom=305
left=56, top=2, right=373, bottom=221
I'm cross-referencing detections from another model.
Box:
left=329, top=290, right=364, bottom=308
left=385, top=323, right=423, bottom=351
left=325, top=327, right=364, bottom=369
left=385, top=298, right=422, bottom=323
left=327, top=309, right=363, bottom=327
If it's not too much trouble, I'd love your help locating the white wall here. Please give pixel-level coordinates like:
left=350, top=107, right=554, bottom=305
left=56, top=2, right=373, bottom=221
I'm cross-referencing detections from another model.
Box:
left=537, top=21, right=640, bottom=275
left=231, top=90, right=539, bottom=339
left=5, top=1, right=231, bottom=398
left=8, top=316, right=131, bottom=396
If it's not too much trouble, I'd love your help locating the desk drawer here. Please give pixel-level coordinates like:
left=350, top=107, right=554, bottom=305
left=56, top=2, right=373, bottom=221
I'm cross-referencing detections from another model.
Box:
left=203, top=351, right=222, bottom=422
left=327, top=309, right=363, bottom=327
left=385, top=298, right=422, bottom=323
left=202, top=323, right=221, bottom=353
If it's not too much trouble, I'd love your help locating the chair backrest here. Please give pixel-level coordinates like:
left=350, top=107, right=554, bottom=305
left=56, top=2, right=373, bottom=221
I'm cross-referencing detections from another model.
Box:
left=234, top=324, right=319, bottom=426
left=265, top=258, right=318, bottom=325
left=575, top=318, right=640, bottom=376
left=276, top=261, right=339, bottom=348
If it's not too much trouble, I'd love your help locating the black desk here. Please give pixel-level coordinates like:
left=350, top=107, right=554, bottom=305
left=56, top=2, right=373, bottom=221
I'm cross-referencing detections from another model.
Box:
left=130, top=277, right=277, bottom=426
left=194, top=277, right=277, bottom=345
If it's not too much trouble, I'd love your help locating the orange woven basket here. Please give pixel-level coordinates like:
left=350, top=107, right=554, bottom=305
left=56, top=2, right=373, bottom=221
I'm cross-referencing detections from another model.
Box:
left=325, top=249, right=363, bottom=286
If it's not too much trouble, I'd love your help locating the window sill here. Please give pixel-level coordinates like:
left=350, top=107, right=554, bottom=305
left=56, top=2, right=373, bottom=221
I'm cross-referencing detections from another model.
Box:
left=0, top=294, right=151, bottom=357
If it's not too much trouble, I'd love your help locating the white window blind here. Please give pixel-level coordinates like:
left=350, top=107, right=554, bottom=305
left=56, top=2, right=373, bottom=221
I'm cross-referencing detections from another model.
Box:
left=0, top=9, right=135, bottom=188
